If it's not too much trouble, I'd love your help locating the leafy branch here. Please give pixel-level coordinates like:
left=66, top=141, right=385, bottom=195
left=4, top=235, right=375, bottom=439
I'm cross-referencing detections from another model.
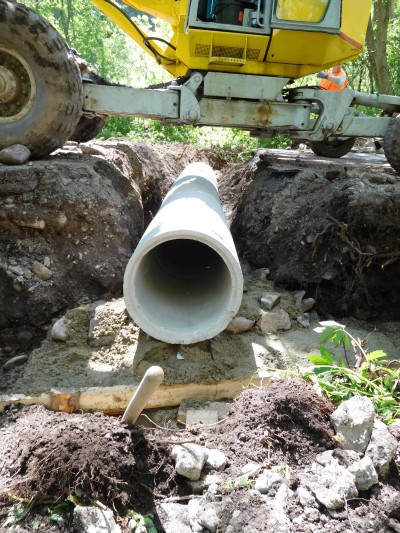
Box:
left=303, top=321, right=400, bottom=425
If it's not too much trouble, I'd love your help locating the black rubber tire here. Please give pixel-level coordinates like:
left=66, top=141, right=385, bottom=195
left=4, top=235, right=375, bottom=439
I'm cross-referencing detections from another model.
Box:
left=384, top=115, right=400, bottom=174
left=70, top=114, right=107, bottom=143
left=309, top=137, right=356, bottom=158
left=0, top=1, right=82, bottom=158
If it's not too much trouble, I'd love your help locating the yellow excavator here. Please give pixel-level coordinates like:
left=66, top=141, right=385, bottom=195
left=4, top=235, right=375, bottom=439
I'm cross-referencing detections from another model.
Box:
left=1, top=0, right=399, bottom=171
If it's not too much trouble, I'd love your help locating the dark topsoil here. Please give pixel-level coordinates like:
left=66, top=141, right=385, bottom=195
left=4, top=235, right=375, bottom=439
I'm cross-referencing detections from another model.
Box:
left=1, top=379, right=399, bottom=532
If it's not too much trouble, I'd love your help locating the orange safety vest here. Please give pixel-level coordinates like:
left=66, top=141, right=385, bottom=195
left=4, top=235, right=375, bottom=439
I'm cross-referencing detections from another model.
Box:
left=320, top=69, right=348, bottom=91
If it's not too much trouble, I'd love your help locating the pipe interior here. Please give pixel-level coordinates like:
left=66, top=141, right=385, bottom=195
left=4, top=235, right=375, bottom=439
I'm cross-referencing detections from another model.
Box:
left=133, top=239, right=233, bottom=333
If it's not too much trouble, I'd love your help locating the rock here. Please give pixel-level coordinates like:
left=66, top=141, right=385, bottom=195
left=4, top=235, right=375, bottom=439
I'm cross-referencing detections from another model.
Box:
left=51, top=317, right=72, bottom=342
left=365, top=419, right=398, bottom=477
left=330, top=395, right=375, bottom=453
left=300, top=460, right=358, bottom=510
left=171, top=443, right=208, bottom=481
left=156, top=502, right=192, bottom=533
left=224, top=316, right=255, bottom=334
left=186, top=474, right=221, bottom=495
left=348, top=456, right=379, bottom=491
left=0, top=144, right=31, bottom=165
left=293, top=290, right=306, bottom=309
left=254, top=469, right=283, bottom=494
left=258, top=309, right=291, bottom=333
left=3, top=354, right=28, bottom=371
left=297, top=313, right=310, bottom=328
left=241, top=463, right=262, bottom=478
left=186, top=409, right=218, bottom=427
left=304, top=506, right=320, bottom=522
left=188, top=499, right=222, bottom=533
left=205, top=448, right=228, bottom=471
left=260, top=291, right=281, bottom=311
left=301, top=297, right=315, bottom=312
left=31, top=261, right=53, bottom=281
left=266, top=484, right=294, bottom=532
left=297, top=485, right=318, bottom=508
left=73, top=505, right=121, bottom=533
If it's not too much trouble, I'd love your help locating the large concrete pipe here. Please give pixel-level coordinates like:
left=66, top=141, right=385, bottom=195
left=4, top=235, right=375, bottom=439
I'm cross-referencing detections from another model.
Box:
left=123, top=162, right=243, bottom=344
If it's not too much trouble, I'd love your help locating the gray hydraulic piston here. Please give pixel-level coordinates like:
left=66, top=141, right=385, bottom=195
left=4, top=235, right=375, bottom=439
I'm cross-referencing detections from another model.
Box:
left=123, top=162, right=243, bottom=344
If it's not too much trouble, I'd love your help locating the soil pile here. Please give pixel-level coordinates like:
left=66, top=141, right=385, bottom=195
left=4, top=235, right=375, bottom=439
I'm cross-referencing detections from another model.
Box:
left=0, top=379, right=399, bottom=532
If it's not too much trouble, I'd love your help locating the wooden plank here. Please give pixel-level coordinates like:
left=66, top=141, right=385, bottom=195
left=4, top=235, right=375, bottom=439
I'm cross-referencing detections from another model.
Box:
left=0, top=372, right=272, bottom=415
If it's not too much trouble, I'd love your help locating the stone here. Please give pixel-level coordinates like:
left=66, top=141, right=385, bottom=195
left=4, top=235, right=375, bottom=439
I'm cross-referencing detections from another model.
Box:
left=293, top=290, right=306, bottom=309
left=260, top=291, right=281, bottom=311
left=258, top=309, right=291, bottom=333
left=297, top=313, right=310, bottom=328
left=171, top=443, right=208, bottom=481
left=31, top=260, right=53, bottom=281
left=156, top=502, right=192, bottom=533
left=330, top=396, right=375, bottom=453
left=205, top=448, right=227, bottom=471
left=297, top=485, right=318, bottom=508
left=224, top=316, right=255, bottom=334
left=254, top=469, right=283, bottom=494
left=0, top=144, right=31, bottom=165
left=348, top=456, right=379, bottom=491
left=73, top=505, right=121, bottom=533
left=51, top=317, right=72, bottom=342
left=365, top=419, right=398, bottom=477
left=301, top=298, right=315, bottom=312
left=186, top=474, right=221, bottom=494
left=186, top=409, right=218, bottom=427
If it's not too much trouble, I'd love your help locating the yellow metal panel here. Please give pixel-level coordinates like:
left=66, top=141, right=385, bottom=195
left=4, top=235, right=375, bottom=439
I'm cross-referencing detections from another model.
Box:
left=341, top=0, right=371, bottom=51
left=276, top=0, right=329, bottom=22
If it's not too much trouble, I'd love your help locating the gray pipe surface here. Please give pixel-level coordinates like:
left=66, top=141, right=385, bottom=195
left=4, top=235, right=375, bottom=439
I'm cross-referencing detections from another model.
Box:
left=123, top=162, right=243, bottom=344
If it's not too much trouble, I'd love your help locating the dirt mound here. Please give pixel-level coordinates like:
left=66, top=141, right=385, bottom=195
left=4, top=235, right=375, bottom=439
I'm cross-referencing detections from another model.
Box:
left=203, top=379, right=335, bottom=476
left=1, top=380, right=335, bottom=531
left=0, top=404, right=182, bottom=515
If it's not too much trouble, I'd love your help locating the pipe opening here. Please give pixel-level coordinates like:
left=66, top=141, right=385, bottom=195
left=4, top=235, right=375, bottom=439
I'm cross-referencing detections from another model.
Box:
left=132, top=239, right=233, bottom=335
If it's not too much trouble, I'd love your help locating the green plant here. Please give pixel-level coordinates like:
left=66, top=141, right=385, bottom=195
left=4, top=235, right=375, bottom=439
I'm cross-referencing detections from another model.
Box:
left=125, top=510, right=157, bottom=532
left=48, top=501, right=70, bottom=525
left=224, top=476, right=256, bottom=490
left=303, top=321, right=400, bottom=424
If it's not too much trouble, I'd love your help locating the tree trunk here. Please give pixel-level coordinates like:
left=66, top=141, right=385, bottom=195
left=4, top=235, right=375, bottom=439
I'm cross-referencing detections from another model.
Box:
left=365, top=0, right=395, bottom=95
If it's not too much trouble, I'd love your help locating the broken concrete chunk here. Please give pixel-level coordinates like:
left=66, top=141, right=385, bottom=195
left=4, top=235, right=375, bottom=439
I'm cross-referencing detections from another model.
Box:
left=330, top=395, right=375, bottom=453
left=73, top=504, right=121, bottom=533
left=365, top=419, right=398, bottom=477
left=224, top=316, right=255, bottom=334
left=258, top=309, right=291, bottom=333
left=171, top=443, right=208, bottom=481
left=348, top=456, right=379, bottom=491
left=177, top=399, right=230, bottom=425
left=31, top=261, right=53, bottom=281
left=205, top=448, right=227, bottom=472
left=186, top=409, right=218, bottom=427
left=260, top=291, right=281, bottom=311
left=0, top=144, right=31, bottom=165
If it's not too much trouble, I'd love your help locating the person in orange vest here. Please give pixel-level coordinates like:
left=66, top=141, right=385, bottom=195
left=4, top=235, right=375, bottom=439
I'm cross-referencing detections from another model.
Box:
left=317, top=64, right=348, bottom=91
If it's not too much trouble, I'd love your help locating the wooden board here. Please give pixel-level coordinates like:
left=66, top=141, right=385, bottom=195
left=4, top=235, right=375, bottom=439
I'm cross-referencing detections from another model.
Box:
left=0, top=372, right=271, bottom=415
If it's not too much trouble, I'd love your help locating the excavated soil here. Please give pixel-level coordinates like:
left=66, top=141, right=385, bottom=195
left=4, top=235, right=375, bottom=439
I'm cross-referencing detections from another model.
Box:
left=4, top=379, right=398, bottom=533
left=1, top=380, right=399, bottom=532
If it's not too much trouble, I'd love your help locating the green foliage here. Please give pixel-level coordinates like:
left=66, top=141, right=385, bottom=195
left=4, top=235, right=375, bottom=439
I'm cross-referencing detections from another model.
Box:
left=303, top=321, right=400, bottom=425
left=48, top=502, right=70, bottom=525
left=125, top=510, right=157, bottom=532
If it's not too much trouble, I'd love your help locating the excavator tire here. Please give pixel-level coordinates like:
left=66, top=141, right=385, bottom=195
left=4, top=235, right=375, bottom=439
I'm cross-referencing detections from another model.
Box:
left=309, top=137, right=356, bottom=158
left=70, top=114, right=107, bottom=143
left=0, top=1, right=82, bottom=158
left=383, top=115, right=400, bottom=174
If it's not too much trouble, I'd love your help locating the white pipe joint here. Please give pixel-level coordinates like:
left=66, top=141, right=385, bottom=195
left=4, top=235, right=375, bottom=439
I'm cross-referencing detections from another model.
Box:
left=123, top=162, right=243, bottom=344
